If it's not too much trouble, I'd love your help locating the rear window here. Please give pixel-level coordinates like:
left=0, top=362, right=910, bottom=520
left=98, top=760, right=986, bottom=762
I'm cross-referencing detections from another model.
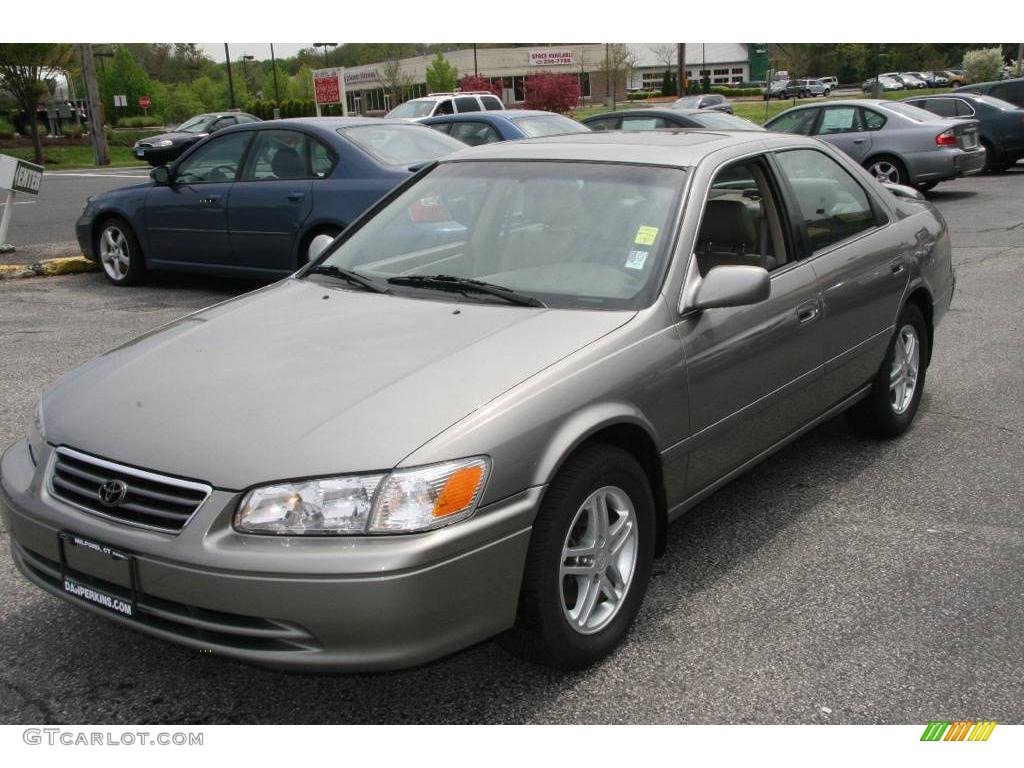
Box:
left=510, top=114, right=589, bottom=137
left=386, top=100, right=437, bottom=119
left=455, top=96, right=480, bottom=113
left=340, top=124, right=465, bottom=166
left=883, top=102, right=941, bottom=122
left=482, top=96, right=504, bottom=111
left=969, top=93, right=1017, bottom=110
left=687, top=112, right=764, bottom=130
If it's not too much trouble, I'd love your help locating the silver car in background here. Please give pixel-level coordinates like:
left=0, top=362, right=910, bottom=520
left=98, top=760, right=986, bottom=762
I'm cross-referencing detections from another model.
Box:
left=766, top=99, right=986, bottom=189
left=2, top=130, right=954, bottom=672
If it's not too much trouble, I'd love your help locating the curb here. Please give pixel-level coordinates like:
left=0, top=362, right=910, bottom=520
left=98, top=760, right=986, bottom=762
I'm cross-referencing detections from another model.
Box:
left=0, top=256, right=98, bottom=280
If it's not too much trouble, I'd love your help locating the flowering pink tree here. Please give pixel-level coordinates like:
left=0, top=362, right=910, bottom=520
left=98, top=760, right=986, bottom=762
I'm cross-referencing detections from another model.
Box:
left=523, top=73, right=581, bottom=113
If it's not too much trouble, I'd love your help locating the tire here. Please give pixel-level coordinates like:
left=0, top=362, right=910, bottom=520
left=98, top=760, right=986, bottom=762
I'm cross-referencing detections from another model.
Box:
left=823, top=88, right=831, bottom=97
left=847, top=303, right=929, bottom=438
left=500, top=443, right=656, bottom=669
left=95, top=218, right=147, bottom=286
left=865, top=155, right=909, bottom=186
left=301, top=227, right=342, bottom=267
left=979, top=139, right=1003, bottom=173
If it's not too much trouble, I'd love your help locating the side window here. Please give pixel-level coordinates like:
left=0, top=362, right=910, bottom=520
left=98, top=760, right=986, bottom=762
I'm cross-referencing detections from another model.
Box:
left=922, top=98, right=957, bottom=117
left=434, top=99, right=454, bottom=116
left=620, top=117, right=669, bottom=131
left=310, top=139, right=337, bottom=178
left=768, top=108, right=819, bottom=136
left=211, top=117, right=236, bottom=132
left=448, top=121, right=502, bottom=146
left=427, top=122, right=453, bottom=134
left=454, top=96, right=481, bottom=113
left=175, top=132, right=252, bottom=184
left=694, top=158, right=789, bottom=275
left=586, top=117, right=619, bottom=131
left=818, top=106, right=861, bottom=135
left=775, top=149, right=877, bottom=254
left=954, top=99, right=976, bottom=117
left=860, top=108, right=886, bottom=131
left=242, top=130, right=310, bottom=181
left=481, top=96, right=503, bottom=111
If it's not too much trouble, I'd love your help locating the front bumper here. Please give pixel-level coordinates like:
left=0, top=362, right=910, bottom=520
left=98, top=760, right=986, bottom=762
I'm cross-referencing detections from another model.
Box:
left=1, top=439, right=537, bottom=671
left=75, top=213, right=94, bottom=258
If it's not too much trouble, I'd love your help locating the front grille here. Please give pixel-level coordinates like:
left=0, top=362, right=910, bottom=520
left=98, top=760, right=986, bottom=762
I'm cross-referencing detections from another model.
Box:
left=49, top=447, right=211, bottom=533
left=15, top=543, right=318, bottom=653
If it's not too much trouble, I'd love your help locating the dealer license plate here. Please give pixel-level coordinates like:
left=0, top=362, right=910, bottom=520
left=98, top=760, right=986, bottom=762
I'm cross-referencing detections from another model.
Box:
left=58, top=532, right=136, bottom=618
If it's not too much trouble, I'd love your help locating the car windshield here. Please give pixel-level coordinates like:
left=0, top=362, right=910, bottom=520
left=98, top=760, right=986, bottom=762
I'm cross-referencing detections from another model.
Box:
left=386, top=100, right=437, bottom=118
left=672, top=96, right=702, bottom=109
left=339, top=124, right=466, bottom=166
left=311, top=161, right=685, bottom=310
left=884, top=102, right=941, bottom=122
left=176, top=115, right=213, bottom=133
left=688, top=112, right=764, bottom=130
left=510, top=115, right=590, bottom=137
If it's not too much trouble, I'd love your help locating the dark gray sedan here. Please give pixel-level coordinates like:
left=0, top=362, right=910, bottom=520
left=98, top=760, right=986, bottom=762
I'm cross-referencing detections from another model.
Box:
left=2, top=130, right=954, bottom=672
left=766, top=99, right=986, bottom=189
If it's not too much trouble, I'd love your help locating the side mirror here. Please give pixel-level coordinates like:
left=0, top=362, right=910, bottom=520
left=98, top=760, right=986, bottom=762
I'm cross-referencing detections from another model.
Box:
left=883, top=182, right=925, bottom=201
left=150, top=165, right=171, bottom=186
left=690, top=264, right=770, bottom=311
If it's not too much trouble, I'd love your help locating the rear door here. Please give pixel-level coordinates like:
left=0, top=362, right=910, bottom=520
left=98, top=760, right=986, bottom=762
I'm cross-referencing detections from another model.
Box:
left=814, top=105, right=872, bottom=162
left=772, top=147, right=905, bottom=405
left=145, top=130, right=253, bottom=266
left=228, top=129, right=315, bottom=272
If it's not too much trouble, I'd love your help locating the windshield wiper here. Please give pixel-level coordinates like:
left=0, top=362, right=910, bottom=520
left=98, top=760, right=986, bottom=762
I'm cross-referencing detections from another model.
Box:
left=386, top=274, right=545, bottom=308
left=308, top=264, right=391, bottom=294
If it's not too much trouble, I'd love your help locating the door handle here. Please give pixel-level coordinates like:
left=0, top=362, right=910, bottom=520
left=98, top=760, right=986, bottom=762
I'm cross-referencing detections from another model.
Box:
left=796, top=300, right=820, bottom=324
left=200, top=194, right=221, bottom=204
left=287, top=192, right=306, bottom=202
left=853, top=139, right=866, bottom=144
left=890, top=259, right=906, bottom=275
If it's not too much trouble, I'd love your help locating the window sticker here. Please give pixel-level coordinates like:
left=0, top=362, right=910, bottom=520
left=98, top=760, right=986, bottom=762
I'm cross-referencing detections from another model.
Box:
left=625, top=249, right=649, bottom=270
left=635, top=225, right=659, bottom=246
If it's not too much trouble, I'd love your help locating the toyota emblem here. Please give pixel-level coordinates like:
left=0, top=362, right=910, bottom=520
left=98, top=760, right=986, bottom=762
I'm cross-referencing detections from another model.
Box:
left=98, top=479, right=128, bottom=507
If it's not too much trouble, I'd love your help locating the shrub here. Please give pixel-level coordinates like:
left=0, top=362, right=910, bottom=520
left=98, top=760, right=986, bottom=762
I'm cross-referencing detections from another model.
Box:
left=457, top=75, right=503, bottom=98
left=660, top=69, right=678, bottom=97
left=523, top=73, right=580, bottom=114
left=0, top=117, right=15, bottom=139
left=115, top=115, right=164, bottom=128
left=62, top=124, right=84, bottom=139
left=627, top=91, right=659, bottom=101
left=962, top=47, right=1005, bottom=84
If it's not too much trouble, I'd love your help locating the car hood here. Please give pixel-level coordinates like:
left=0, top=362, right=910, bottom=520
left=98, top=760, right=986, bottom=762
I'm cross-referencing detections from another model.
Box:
left=41, top=278, right=634, bottom=489
left=138, top=131, right=206, bottom=145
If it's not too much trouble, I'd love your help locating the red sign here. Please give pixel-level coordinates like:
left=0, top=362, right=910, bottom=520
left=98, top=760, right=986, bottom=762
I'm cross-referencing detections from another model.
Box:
left=313, top=70, right=342, bottom=105
left=139, top=96, right=151, bottom=109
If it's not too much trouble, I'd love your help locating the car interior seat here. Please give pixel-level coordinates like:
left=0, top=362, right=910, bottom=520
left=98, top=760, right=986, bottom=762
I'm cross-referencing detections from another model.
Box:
left=270, top=145, right=306, bottom=179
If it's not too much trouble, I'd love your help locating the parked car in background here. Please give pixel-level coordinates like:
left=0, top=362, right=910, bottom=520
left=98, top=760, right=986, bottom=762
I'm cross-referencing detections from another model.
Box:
left=765, top=99, right=986, bottom=189
left=818, top=76, right=839, bottom=90
left=863, top=76, right=905, bottom=93
left=944, top=69, right=968, bottom=87
left=902, top=92, right=1024, bottom=171
left=132, top=112, right=261, bottom=166
left=421, top=109, right=588, bottom=145
left=582, top=108, right=763, bottom=132
left=79, top=117, right=467, bottom=285
left=957, top=77, right=1024, bottom=108
left=763, top=80, right=789, bottom=100
left=671, top=94, right=733, bottom=113
left=891, top=72, right=928, bottom=89
left=773, top=79, right=829, bottom=99
left=5, top=130, right=954, bottom=672
left=910, top=71, right=948, bottom=88
left=386, top=91, right=505, bottom=120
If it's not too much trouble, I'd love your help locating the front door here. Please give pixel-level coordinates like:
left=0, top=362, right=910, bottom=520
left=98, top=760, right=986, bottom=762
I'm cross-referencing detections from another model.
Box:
left=814, top=105, right=873, bottom=163
left=145, top=131, right=253, bottom=266
left=229, top=129, right=315, bottom=272
left=676, top=156, right=826, bottom=496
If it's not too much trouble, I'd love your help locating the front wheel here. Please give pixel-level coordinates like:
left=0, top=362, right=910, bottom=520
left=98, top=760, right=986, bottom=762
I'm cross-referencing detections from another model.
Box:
left=96, top=218, right=147, bottom=286
left=501, top=444, right=655, bottom=669
left=823, top=88, right=831, bottom=97
left=847, top=303, right=928, bottom=437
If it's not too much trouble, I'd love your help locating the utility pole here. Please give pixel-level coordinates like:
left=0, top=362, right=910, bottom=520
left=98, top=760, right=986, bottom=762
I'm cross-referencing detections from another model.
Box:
left=79, top=44, right=109, bottom=166
left=224, top=44, right=236, bottom=108
left=1018, top=43, right=1023, bottom=77
left=605, top=43, right=611, bottom=108
left=473, top=44, right=478, bottom=76
left=677, top=43, right=685, bottom=96
left=270, top=43, right=281, bottom=119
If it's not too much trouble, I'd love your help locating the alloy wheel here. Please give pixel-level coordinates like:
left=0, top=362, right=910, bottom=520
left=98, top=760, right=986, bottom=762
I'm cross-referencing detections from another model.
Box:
left=890, top=323, right=920, bottom=414
left=99, top=225, right=130, bottom=281
left=869, top=160, right=901, bottom=184
left=559, top=485, right=639, bottom=635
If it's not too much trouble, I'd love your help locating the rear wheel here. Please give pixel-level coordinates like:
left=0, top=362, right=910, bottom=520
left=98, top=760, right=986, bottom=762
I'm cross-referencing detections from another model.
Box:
left=95, top=218, right=147, bottom=286
left=848, top=302, right=928, bottom=437
left=501, top=444, right=655, bottom=669
left=823, top=88, right=831, bottom=97
left=865, top=155, right=908, bottom=186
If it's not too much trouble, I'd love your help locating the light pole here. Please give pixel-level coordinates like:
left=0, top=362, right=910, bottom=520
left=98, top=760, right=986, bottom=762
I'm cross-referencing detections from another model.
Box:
left=224, top=43, right=236, bottom=108
left=270, top=43, right=281, bottom=119
left=314, top=43, right=337, bottom=67
left=241, top=54, right=255, bottom=100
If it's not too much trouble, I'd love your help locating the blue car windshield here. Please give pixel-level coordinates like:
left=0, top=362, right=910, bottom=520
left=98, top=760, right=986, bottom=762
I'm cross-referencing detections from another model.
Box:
left=510, top=115, right=591, bottom=137
left=312, top=160, right=686, bottom=310
left=340, top=124, right=466, bottom=166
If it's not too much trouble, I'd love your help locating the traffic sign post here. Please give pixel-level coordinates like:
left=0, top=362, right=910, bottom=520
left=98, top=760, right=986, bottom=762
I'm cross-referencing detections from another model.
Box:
left=139, top=95, right=151, bottom=117
left=0, top=154, right=44, bottom=252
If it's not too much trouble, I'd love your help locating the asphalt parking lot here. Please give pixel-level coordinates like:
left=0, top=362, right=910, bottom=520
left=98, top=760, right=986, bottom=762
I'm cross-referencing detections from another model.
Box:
left=0, top=169, right=1021, bottom=724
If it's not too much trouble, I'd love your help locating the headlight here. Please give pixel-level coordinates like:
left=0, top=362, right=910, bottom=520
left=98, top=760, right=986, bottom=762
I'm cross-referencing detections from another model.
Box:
left=234, top=457, right=490, bottom=536
left=27, top=401, right=46, bottom=466
left=154, top=139, right=174, bottom=147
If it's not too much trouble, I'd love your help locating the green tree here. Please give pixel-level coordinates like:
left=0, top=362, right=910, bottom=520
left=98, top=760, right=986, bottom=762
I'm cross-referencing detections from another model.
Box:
left=425, top=52, right=458, bottom=93
left=963, top=47, right=1005, bottom=83
left=0, top=43, right=74, bottom=163
left=287, top=64, right=315, bottom=101
left=99, top=45, right=155, bottom=117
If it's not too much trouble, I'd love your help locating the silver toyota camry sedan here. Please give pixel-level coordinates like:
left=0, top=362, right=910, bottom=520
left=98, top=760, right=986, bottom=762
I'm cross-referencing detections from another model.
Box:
left=1, top=130, right=955, bottom=671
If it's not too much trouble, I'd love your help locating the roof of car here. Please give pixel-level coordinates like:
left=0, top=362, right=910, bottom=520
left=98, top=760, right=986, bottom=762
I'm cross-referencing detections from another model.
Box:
left=423, top=109, right=566, bottom=122
left=441, top=129, right=785, bottom=166
left=959, top=77, right=1024, bottom=89
left=582, top=108, right=716, bottom=119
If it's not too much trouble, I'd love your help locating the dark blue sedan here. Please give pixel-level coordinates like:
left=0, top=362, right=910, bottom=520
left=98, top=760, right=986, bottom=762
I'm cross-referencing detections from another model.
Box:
left=77, top=117, right=466, bottom=285
left=420, top=109, right=589, bottom=145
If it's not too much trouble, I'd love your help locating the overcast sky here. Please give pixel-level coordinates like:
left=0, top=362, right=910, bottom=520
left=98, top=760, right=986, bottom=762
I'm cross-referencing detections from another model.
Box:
left=199, top=43, right=314, bottom=62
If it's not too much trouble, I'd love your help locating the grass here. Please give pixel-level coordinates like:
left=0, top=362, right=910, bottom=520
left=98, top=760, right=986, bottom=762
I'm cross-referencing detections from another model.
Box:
left=3, top=144, right=147, bottom=170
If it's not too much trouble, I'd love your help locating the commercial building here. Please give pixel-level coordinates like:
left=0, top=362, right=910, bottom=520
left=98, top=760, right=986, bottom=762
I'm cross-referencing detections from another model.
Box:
left=338, top=43, right=765, bottom=114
